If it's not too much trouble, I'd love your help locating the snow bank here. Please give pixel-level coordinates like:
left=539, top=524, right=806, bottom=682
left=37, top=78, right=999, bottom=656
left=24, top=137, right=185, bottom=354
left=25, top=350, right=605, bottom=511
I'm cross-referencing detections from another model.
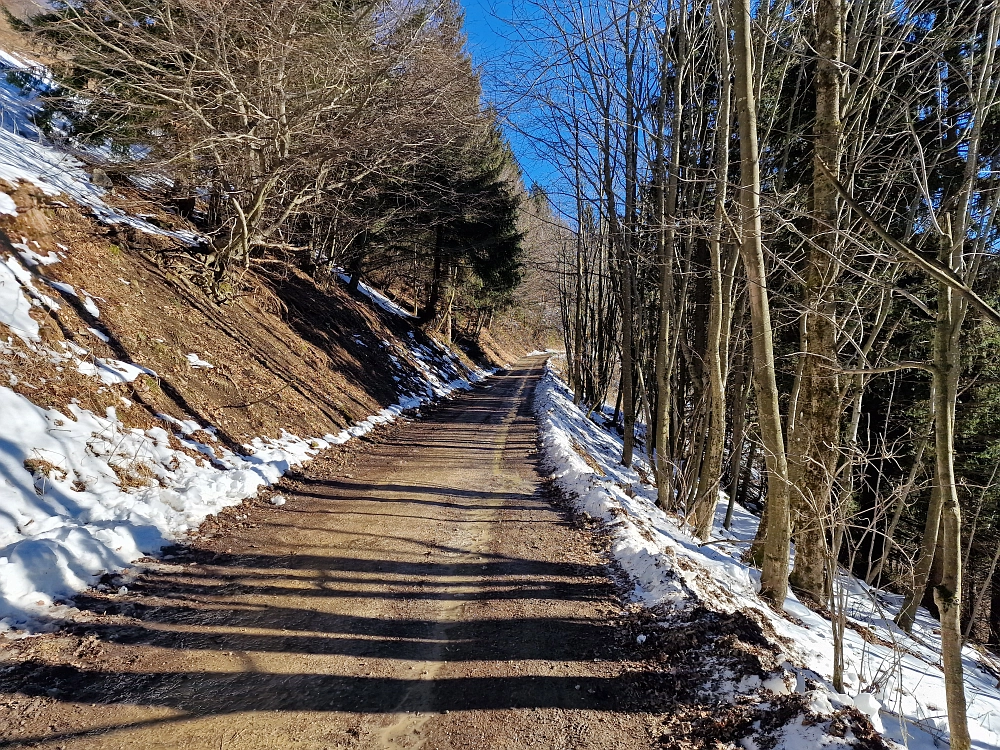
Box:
left=0, top=309, right=490, bottom=635
left=1, top=344, right=490, bottom=635
left=534, top=364, right=1000, bottom=750
left=0, top=384, right=332, bottom=632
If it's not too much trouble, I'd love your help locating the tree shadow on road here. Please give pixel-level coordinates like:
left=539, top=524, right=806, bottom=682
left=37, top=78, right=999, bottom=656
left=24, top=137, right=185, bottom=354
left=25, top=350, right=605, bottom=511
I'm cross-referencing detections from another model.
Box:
left=0, top=540, right=666, bottom=748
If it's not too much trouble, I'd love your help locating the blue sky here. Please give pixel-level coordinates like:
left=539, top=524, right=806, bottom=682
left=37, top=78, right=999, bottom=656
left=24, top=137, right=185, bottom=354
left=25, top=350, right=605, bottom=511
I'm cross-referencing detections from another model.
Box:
left=462, top=0, right=511, bottom=61
left=461, top=0, right=556, bottom=190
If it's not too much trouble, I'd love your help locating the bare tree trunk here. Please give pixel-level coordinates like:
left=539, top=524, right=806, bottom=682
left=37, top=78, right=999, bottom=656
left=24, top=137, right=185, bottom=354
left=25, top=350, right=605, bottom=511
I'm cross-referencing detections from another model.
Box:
left=441, top=261, right=456, bottom=346
left=787, top=0, right=843, bottom=603
left=574, top=217, right=585, bottom=405
left=931, top=276, right=971, bottom=750
left=653, top=100, right=673, bottom=509
left=693, top=0, right=733, bottom=539
left=732, top=0, right=792, bottom=606
left=421, top=226, right=445, bottom=325
left=619, top=2, right=641, bottom=469
left=934, top=14, right=1000, bottom=738
left=654, top=15, right=683, bottom=509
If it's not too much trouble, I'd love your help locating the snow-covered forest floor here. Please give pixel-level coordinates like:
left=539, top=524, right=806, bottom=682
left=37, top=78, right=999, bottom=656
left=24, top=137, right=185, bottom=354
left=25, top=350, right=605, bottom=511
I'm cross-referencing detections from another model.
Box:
left=535, top=363, right=1000, bottom=750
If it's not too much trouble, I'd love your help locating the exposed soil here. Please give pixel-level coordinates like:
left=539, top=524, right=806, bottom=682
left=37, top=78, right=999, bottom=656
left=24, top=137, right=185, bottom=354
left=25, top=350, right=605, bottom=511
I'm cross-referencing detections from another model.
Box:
left=0, top=182, right=496, bottom=453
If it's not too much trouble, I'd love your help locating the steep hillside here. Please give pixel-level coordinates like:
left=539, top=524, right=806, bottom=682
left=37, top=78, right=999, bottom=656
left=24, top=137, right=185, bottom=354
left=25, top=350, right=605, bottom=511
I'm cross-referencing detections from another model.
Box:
left=0, top=36, right=515, bottom=633
left=0, top=183, right=502, bottom=633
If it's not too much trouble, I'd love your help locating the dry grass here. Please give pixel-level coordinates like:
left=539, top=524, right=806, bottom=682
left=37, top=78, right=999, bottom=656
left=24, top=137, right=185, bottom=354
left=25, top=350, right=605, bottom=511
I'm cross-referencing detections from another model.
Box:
left=23, top=457, right=66, bottom=480
left=0, top=180, right=421, bottom=455
left=108, top=460, right=159, bottom=491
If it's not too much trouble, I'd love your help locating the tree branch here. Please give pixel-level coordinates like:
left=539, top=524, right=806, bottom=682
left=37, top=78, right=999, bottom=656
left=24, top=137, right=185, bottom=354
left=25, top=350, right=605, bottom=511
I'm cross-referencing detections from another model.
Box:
left=817, top=158, right=1000, bottom=327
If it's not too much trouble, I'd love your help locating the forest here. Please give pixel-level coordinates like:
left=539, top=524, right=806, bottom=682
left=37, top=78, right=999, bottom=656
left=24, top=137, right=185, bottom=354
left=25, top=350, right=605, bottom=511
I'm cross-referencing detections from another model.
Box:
left=504, top=0, right=1000, bottom=748
left=12, top=0, right=538, bottom=344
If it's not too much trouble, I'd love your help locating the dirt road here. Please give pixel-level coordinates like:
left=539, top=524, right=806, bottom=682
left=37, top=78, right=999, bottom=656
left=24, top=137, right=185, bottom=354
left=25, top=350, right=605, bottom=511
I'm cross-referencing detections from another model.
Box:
left=0, top=358, right=673, bottom=749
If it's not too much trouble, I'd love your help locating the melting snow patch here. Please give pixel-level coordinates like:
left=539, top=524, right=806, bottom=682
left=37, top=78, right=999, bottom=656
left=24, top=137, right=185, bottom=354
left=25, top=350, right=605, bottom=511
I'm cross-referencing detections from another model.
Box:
left=337, top=271, right=415, bottom=319
left=47, top=280, right=75, bottom=296
left=853, top=693, right=885, bottom=734
left=185, top=353, right=214, bottom=369
left=20, top=247, right=60, bottom=266
left=87, top=327, right=109, bottom=343
left=0, top=50, right=201, bottom=245
left=0, top=258, right=38, bottom=343
left=0, top=192, right=16, bottom=216
left=81, top=295, right=100, bottom=318
left=0, top=386, right=332, bottom=632
left=77, top=357, right=156, bottom=385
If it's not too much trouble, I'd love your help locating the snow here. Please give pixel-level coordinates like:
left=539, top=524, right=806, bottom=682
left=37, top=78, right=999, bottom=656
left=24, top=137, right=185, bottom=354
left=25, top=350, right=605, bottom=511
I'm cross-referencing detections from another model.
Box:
left=0, top=249, right=163, bottom=388
left=534, top=363, right=1000, bottom=750
left=0, top=49, right=200, bottom=245
left=17, top=246, right=60, bottom=267
left=338, top=272, right=415, bottom=318
left=0, top=257, right=39, bottom=343
left=855, top=693, right=886, bottom=734
left=81, top=295, right=100, bottom=318
left=47, top=280, right=75, bottom=296
left=87, top=327, right=109, bottom=343
left=76, top=357, right=156, bottom=385
left=0, top=384, right=335, bottom=633
left=0, top=192, right=17, bottom=216
left=185, top=353, right=214, bottom=369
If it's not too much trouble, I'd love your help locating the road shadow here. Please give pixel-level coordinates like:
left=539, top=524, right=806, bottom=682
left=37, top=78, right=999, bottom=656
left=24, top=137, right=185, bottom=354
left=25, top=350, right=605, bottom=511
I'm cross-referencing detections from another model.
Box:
left=0, top=537, right=662, bottom=748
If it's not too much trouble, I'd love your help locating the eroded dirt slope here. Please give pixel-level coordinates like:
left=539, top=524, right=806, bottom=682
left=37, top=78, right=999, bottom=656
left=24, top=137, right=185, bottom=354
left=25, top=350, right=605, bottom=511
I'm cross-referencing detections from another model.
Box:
left=0, top=181, right=486, bottom=449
